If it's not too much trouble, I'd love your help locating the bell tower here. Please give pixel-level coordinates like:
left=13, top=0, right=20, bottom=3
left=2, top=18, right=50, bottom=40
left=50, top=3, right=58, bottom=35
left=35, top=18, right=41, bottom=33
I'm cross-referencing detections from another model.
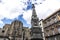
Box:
left=31, top=4, right=43, bottom=40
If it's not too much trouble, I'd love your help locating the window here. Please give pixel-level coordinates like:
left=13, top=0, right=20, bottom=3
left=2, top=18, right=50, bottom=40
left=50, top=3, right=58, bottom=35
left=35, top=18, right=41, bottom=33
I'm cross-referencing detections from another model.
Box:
left=58, top=12, right=60, bottom=16
left=47, top=19, right=51, bottom=22
left=52, top=30, right=55, bottom=35
left=2, top=30, right=5, bottom=33
left=46, top=29, right=49, bottom=36
left=52, top=16, right=57, bottom=23
left=51, top=28, right=55, bottom=35
left=44, top=21, right=47, bottom=24
left=57, top=27, right=60, bottom=33
left=46, top=30, right=49, bottom=32
left=52, top=16, right=56, bottom=19
left=57, top=12, right=60, bottom=20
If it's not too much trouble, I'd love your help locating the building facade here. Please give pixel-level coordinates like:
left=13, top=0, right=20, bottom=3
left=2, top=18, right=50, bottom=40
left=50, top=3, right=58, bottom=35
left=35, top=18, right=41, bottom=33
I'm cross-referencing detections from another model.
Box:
left=1, top=20, right=23, bottom=40
left=31, top=4, right=43, bottom=40
left=8, top=20, right=23, bottom=40
left=42, top=9, right=60, bottom=40
left=39, top=19, right=45, bottom=40
left=0, top=20, right=30, bottom=40
left=0, top=27, right=10, bottom=40
left=23, top=27, right=31, bottom=40
left=3, top=24, right=11, bottom=36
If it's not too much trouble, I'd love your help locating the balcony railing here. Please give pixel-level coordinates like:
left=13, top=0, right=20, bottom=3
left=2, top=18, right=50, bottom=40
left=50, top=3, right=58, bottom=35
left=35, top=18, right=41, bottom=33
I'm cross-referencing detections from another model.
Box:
left=43, top=18, right=59, bottom=28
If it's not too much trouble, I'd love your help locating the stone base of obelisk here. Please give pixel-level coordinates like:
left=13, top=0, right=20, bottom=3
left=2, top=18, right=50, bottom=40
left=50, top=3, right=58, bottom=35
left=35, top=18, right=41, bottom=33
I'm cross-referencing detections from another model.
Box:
left=31, top=38, right=43, bottom=40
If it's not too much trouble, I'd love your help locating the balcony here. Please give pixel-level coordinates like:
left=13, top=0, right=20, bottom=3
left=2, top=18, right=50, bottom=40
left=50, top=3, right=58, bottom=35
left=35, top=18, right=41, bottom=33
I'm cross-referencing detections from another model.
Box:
left=44, top=18, right=59, bottom=28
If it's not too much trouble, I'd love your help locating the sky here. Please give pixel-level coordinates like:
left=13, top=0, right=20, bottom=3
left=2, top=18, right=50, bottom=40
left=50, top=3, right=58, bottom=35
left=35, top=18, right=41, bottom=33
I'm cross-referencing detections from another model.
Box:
left=0, top=0, right=60, bottom=28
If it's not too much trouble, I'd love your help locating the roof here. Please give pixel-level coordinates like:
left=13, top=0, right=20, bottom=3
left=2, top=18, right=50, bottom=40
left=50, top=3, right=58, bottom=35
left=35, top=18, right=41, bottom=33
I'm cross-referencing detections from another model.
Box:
left=43, top=8, right=60, bottom=22
left=12, top=20, right=23, bottom=24
left=3, top=24, right=11, bottom=29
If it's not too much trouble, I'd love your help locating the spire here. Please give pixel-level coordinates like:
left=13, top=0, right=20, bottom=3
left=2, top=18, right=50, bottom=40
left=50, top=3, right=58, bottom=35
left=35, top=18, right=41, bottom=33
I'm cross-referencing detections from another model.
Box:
left=32, top=4, right=35, bottom=8
left=32, top=4, right=37, bottom=17
left=31, top=4, right=43, bottom=40
left=31, top=4, right=39, bottom=26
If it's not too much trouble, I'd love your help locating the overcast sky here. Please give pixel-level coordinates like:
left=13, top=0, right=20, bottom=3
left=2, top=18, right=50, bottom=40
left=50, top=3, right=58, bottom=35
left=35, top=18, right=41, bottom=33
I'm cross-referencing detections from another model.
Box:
left=0, top=0, right=60, bottom=28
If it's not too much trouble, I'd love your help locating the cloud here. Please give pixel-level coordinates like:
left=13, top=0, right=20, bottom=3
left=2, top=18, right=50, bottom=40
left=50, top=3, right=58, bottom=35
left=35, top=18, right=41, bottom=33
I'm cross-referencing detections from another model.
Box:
left=23, top=10, right=32, bottom=25
left=23, top=0, right=60, bottom=26
left=0, top=0, right=32, bottom=27
left=35, top=0, right=60, bottom=19
left=0, top=0, right=26, bottom=27
left=0, top=0, right=2, bottom=3
left=0, top=0, right=28, bottom=19
left=0, top=20, right=4, bottom=28
left=0, top=0, right=60, bottom=28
